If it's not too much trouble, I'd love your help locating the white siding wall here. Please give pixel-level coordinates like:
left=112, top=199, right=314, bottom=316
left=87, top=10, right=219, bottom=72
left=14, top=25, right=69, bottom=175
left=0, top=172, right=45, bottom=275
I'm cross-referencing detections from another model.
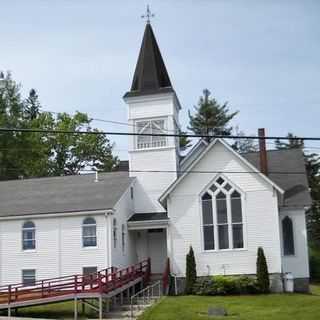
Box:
left=0, top=213, right=109, bottom=285
left=167, top=141, right=282, bottom=277
left=126, top=93, right=179, bottom=213
left=111, top=186, right=137, bottom=268
left=280, top=209, right=310, bottom=279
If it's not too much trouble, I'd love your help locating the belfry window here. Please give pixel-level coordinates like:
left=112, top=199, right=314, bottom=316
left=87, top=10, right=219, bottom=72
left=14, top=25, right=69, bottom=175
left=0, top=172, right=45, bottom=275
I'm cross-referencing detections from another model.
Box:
left=136, top=119, right=167, bottom=149
left=201, top=177, right=244, bottom=251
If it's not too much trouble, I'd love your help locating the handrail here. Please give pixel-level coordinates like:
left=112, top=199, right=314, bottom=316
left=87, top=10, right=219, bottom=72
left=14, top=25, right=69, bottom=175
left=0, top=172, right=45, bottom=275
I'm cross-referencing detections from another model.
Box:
left=130, top=280, right=161, bottom=318
left=0, top=259, right=151, bottom=305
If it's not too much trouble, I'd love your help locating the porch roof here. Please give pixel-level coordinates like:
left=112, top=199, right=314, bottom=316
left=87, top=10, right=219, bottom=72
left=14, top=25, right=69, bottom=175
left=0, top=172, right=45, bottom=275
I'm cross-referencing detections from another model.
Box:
left=127, top=212, right=169, bottom=230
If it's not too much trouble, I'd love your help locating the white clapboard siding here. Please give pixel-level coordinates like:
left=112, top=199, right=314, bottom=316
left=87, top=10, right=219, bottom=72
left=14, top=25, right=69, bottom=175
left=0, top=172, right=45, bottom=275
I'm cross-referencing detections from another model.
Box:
left=167, top=140, right=282, bottom=277
left=280, top=209, right=310, bottom=278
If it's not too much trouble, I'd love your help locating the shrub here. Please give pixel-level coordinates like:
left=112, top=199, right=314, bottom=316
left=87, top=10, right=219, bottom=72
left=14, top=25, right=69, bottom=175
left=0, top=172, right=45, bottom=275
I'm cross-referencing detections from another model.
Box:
left=310, top=246, right=320, bottom=281
left=185, top=246, right=197, bottom=294
left=193, top=275, right=260, bottom=296
left=256, top=247, right=270, bottom=293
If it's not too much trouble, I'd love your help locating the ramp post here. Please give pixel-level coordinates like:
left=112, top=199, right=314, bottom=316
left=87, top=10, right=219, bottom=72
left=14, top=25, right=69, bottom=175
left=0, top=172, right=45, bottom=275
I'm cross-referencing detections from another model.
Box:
left=74, top=296, right=78, bottom=320
left=99, top=296, right=103, bottom=320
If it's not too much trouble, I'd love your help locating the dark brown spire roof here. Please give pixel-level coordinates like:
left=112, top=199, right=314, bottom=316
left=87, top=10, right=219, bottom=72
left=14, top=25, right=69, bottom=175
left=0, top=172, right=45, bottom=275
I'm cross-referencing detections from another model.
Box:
left=124, top=23, right=173, bottom=98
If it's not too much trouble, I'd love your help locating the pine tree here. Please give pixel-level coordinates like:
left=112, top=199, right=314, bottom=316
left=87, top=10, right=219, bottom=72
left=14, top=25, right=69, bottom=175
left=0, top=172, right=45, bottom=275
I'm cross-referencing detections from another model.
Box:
left=24, top=89, right=41, bottom=120
left=188, top=89, right=238, bottom=142
left=256, top=247, right=270, bottom=293
left=185, top=246, right=197, bottom=294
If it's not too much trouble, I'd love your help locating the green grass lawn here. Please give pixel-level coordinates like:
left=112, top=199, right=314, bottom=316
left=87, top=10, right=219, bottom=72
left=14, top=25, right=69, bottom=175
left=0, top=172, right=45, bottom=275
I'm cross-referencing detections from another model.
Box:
left=139, top=285, right=320, bottom=320
left=2, top=285, right=320, bottom=319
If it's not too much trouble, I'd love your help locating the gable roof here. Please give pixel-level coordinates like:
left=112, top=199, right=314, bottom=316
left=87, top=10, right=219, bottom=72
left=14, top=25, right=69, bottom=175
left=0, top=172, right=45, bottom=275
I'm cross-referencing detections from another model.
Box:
left=243, top=149, right=311, bottom=207
left=160, top=139, right=286, bottom=205
left=123, top=23, right=173, bottom=98
left=0, top=172, right=134, bottom=217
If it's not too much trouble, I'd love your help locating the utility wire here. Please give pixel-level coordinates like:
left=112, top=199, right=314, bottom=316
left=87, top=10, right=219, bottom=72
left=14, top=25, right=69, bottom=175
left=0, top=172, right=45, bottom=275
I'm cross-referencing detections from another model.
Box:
left=1, top=127, right=320, bottom=141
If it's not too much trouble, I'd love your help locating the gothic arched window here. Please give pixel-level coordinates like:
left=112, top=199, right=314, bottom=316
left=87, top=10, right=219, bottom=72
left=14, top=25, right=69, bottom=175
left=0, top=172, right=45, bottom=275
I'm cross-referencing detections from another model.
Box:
left=201, top=176, right=244, bottom=251
left=282, top=216, right=295, bottom=256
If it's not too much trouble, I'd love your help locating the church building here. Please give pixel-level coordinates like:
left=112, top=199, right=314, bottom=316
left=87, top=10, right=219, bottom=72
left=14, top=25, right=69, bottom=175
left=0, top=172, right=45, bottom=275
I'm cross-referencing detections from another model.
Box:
left=0, top=21, right=311, bottom=293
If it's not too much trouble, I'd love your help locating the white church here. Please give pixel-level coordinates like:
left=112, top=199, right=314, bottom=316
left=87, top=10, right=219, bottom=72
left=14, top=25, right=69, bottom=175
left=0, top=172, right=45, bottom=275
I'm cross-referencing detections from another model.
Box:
left=0, top=22, right=311, bottom=293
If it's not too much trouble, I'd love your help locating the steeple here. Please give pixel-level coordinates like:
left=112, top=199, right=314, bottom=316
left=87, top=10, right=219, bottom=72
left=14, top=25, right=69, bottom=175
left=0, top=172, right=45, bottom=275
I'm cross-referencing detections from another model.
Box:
left=124, top=22, right=173, bottom=98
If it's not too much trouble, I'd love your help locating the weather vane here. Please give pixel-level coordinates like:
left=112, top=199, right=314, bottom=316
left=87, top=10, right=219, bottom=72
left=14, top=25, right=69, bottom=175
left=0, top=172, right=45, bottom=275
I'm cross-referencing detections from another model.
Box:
left=141, top=5, right=155, bottom=24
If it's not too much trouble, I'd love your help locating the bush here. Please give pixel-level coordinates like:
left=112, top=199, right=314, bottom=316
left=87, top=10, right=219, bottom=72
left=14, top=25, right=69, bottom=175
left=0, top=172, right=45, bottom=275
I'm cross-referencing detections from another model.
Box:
left=310, top=246, right=320, bottom=281
left=185, top=246, right=197, bottom=294
left=193, top=275, right=260, bottom=296
left=256, top=247, right=270, bottom=293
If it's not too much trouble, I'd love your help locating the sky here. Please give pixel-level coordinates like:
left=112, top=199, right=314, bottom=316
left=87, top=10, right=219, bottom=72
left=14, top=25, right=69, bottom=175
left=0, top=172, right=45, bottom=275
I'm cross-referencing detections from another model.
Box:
left=1, top=0, right=320, bottom=159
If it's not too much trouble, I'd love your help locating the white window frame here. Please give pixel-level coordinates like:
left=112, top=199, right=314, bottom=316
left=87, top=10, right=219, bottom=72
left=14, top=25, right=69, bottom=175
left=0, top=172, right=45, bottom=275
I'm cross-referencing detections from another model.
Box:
left=135, top=118, right=167, bottom=150
left=22, top=221, right=36, bottom=251
left=200, top=175, right=246, bottom=252
left=82, top=217, right=97, bottom=248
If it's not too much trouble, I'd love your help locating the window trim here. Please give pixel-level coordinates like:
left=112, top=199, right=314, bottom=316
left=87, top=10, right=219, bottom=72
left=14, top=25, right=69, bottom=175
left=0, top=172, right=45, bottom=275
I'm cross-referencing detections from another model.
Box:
left=282, top=216, right=296, bottom=257
left=82, top=217, right=97, bottom=248
left=199, top=175, right=247, bottom=253
left=22, top=221, right=36, bottom=251
left=135, top=117, right=168, bottom=150
left=22, top=269, right=36, bottom=287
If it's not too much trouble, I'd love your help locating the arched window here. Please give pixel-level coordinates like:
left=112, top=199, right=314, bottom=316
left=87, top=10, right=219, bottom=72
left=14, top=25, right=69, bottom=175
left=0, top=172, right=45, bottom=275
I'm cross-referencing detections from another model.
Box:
left=22, top=221, right=35, bottom=250
left=201, top=176, right=244, bottom=251
left=82, top=217, right=97, bottom=247
left=282, top=216, right=295, bottom=255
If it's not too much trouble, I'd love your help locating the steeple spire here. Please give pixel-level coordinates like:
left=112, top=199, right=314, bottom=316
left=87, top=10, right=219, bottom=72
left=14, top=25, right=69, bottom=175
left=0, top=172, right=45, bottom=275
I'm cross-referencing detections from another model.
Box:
left=124, top=17, right=173, bottom=98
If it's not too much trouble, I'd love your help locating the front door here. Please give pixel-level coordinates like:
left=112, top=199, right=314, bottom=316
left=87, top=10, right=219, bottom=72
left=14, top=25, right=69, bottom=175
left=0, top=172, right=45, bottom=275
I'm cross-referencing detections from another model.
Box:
left=147, top=229, right=167, bottom=274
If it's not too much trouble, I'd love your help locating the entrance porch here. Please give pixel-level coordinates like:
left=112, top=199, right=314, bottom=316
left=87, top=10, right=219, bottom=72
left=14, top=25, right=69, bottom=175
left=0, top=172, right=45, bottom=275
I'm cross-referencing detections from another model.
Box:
left=128, top=212, right=169, bottom=275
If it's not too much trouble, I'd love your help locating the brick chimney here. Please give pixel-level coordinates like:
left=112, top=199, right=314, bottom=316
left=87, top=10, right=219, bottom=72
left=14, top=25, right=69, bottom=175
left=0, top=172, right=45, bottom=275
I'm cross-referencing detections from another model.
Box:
left=258, top=128, right=268, bottom=175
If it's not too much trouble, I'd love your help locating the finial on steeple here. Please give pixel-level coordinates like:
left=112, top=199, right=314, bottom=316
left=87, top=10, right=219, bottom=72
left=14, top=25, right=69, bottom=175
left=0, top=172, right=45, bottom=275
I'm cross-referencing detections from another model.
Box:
left=141, top=5, right=154, bottom=24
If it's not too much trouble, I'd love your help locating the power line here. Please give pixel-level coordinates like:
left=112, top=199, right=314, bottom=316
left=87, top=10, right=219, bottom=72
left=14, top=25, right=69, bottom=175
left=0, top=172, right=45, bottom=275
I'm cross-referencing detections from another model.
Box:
left=1, top=127, right=320, bottom=141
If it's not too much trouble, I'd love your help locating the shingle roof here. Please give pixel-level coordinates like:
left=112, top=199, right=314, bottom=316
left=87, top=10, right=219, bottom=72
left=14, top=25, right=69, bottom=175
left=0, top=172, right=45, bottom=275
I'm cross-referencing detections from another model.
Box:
left=0, top=172, right=134, bottom=217
left=124, top=23, right=173, bottom=98
left=128, top=212, right=168, bottom=222
left=242, top=149, right=311, bottom=207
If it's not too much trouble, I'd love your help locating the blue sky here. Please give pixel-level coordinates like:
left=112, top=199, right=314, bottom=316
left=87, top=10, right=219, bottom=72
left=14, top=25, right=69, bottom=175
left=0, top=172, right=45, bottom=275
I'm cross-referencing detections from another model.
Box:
left=1, top=0, right=320, bottom=159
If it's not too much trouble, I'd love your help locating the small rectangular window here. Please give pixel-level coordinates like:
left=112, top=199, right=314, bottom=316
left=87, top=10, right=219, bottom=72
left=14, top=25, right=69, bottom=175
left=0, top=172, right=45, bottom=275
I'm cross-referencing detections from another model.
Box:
left=203, top=225, right=215, bottom=250
left=22, top=269, right=36, bottom=287
left=83, top=267, right=98, bottom=284
left=121, top=224, right=126, bottom=253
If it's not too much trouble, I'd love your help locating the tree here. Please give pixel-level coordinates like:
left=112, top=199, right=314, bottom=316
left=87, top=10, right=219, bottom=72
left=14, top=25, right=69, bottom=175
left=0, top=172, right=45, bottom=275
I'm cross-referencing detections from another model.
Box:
left=274, top=133, right=304, bottom=150
left=185, top=246, right=197, bottom=294
left=24, top=89, right=41, bottom=120
left=0, top=72, right=119, bottom=180
left=50, top=112, right=118, bottom=175
left=232, top=126, right=259, bottom=153
left=179, top=130, right=192, bottom=152
left=256, top=247, right=270, bottom=293
left=188, top=89, right=238, bottom=142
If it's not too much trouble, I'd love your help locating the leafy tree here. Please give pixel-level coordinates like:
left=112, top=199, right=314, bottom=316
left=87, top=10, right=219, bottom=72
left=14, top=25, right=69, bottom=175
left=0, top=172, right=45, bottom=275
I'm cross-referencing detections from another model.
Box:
left=24, top=89, right=41, bottom=120
left=50, top=112, right=118, bottom=175
left=256, top=247, right=270, bottom=293
left=185, top=246, right=197, bottom=294
left=0, top=72, right=119, bottom=180
left=188, top=89, right=238, bottom=142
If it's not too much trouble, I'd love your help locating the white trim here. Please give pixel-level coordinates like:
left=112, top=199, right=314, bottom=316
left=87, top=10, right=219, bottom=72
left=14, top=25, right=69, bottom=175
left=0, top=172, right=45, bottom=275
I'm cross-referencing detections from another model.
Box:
left=179, top=139, right=208, bottom=168
left=127, top=219, right=169, bottom=230
left=0, top=209, right=114, bottom=221
left=160, top=138, right=284, bottom=204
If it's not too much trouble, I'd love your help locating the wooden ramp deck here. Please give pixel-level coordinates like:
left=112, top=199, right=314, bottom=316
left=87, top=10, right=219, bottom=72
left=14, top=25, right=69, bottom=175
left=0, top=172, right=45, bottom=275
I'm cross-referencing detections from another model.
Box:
left=0, top=260, right=150, bottom=319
